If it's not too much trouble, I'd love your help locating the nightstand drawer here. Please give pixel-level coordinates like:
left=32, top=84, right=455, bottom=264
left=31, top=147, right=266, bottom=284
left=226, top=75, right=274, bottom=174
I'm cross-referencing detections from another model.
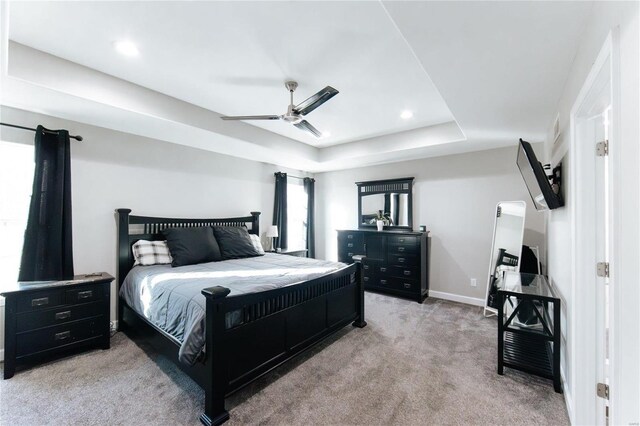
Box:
left=65, top=284, right=104, bottom=304
left=16, top=317, right=104, bottom=356
left=16, top=301, right=103, bottom=333
left=16, top=290, right=65, bottom=313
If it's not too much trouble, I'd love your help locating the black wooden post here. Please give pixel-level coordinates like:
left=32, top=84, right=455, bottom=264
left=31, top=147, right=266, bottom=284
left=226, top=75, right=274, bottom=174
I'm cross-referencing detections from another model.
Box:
left=352, top=260, right=367, bottom=328
left=116, top=209, right=131, bottom=330
left=497, top=291, right=504, bottom=375
left=250, top=211, right=261, bottom=236
left=200, top=286, right=231, bottom=426
left=553, top=299, right=562, bottom=393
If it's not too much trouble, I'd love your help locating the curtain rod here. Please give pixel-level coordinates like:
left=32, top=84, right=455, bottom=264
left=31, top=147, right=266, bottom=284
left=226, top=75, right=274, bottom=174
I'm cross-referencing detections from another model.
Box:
left=275, top=172, right=314, bottom=181
left=0, top=122, right=83, bottom=141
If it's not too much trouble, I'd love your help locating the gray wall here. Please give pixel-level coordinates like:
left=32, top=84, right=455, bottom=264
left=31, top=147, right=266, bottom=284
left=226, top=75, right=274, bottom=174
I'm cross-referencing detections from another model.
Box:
left=0, top=106, right=310, bottom=325
left=315, top=145, right=545, bottom=304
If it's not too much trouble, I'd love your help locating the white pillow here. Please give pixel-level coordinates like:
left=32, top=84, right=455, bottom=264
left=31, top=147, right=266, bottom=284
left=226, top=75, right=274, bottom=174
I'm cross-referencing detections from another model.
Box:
left=249, top=234, right=266, bottom=255
left=132, top=240, right=173, bottom=266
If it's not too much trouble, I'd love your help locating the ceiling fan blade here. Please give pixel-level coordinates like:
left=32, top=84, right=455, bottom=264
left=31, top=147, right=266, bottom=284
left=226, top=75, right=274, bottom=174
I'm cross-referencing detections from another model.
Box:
left=294, top=120, right=322, bottom=138
left=220, top=115, right=280, bottom=121
left=293, top=86, right=339, bottom=116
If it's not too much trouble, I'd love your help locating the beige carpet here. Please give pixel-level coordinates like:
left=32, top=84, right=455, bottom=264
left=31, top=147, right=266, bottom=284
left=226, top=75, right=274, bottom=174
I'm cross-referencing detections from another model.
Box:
left=0, top=293, right=568, bottom=425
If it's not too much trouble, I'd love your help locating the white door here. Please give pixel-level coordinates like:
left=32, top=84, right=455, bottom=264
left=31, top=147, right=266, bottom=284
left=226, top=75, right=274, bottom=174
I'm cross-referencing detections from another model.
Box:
left=571, top=37, right=614, bottom=425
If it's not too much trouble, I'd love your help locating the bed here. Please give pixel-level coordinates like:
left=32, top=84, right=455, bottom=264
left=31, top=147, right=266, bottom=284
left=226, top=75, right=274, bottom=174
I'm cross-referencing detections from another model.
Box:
left=116, top=209, right=366, bottom=425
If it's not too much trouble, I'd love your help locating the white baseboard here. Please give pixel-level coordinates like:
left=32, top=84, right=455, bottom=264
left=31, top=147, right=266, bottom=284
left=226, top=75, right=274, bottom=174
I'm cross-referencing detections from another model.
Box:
left=429, top=290, right=485, bottom=307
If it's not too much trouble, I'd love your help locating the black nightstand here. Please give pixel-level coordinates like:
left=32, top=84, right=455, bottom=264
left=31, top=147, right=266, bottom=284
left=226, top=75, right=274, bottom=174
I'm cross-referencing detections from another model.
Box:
left=1, top=272, right=113, bottom=379
left=278, top=249, right=308, bottom=257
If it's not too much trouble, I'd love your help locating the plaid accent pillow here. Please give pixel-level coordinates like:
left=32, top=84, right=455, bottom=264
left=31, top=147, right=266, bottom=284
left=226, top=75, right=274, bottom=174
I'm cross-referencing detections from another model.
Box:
left=132, top=240, right=173, bottom=266
left=249, top=234, right=266, bottom=255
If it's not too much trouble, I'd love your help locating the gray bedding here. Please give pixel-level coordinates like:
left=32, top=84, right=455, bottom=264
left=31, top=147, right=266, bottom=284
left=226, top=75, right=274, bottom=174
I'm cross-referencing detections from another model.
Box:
left=119, top=253, right=347, bottom=365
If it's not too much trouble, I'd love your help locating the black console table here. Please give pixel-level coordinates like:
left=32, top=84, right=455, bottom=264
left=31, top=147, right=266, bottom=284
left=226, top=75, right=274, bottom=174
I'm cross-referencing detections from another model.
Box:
left=497, top=272, right=562, bottom=393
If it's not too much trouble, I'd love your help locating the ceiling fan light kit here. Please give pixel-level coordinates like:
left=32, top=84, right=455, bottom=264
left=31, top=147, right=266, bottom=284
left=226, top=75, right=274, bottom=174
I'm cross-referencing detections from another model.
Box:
left=221, top=81, right=338, bottom=138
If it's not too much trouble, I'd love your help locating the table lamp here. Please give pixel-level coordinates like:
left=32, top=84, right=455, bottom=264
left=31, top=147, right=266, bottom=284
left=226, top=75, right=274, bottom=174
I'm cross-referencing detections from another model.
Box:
left=266, top=225, right=279, bottom=252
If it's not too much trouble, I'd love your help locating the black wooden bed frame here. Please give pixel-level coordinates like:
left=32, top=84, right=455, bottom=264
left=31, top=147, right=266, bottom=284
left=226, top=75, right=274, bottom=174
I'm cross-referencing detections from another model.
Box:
left=116, top=209, right=366, bottom=425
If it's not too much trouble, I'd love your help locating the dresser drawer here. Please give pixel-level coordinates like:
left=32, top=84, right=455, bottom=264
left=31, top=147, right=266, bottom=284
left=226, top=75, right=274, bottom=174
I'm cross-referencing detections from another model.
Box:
left=388, top=242, right=418, bottom=255
left=16, top=301, right=103, bottom=333
left=371, top=277, right=418, bottom=293
left=388, top=235, right=418, bottom=246
left=388, top=253, right=418, bottom=267
left=16, top=290, right=65, bottom=313
left=65, top=284, right=104, bottom=304
left=394, top=279, right=419, bottom=293
left=386, top=266, right=419, bottom=280
left=16, top=317, right=104, bottom=356
left=362, top=261, right=377, bottom=276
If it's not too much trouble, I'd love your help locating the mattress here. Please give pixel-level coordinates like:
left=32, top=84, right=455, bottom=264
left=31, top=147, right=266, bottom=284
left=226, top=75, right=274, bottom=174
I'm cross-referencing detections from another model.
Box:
left=119, top=253, right=347, bottom=365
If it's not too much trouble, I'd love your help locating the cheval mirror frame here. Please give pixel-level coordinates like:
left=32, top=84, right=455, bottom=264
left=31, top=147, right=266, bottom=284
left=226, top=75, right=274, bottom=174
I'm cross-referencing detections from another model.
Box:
left=356, top=177, right=414, bottom=231
left=483, top=200, right=527, bottom=317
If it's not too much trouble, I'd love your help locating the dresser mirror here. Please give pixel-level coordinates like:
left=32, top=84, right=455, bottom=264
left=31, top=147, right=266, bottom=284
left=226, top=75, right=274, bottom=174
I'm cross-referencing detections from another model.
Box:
left=484, top=200, right=526, bottom=317
left=356, top=177, right=414, bottom=230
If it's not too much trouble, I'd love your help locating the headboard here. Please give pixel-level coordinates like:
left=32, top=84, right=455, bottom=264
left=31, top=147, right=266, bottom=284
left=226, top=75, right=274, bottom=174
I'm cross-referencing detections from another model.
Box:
left=116, top=209, right=261, bottom=286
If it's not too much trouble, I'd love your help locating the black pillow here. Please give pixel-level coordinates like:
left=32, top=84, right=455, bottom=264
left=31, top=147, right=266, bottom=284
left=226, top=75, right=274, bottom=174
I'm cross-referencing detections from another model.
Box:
left=212, top=226, right=262, bottom=259
left=162, top=226, right=222, bottom=267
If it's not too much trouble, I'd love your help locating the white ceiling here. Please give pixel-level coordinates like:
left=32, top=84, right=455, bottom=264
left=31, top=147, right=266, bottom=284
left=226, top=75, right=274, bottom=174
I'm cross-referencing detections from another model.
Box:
left=0, top=1, right=593, bottom=171
left=7, top=1, right=454, bottom=147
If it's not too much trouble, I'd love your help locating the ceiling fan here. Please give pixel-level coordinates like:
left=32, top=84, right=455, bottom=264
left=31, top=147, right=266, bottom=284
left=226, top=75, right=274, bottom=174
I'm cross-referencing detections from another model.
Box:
left=220, top=81, right=338, bottom=138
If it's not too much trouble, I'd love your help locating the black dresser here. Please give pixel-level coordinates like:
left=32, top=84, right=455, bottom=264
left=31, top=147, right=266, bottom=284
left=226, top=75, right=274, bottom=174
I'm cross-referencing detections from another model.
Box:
left=337, top=230, right=429, bottom=303
left=2, top=273, right=113, bottom=379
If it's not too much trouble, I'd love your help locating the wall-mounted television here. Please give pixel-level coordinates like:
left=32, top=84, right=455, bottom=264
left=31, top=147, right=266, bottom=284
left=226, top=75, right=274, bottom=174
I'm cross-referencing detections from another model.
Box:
left=517, top=139, right=564, bottom=210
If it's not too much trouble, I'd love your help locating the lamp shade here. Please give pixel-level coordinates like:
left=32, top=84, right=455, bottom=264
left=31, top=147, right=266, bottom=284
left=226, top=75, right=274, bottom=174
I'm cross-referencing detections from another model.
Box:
left=266, top=225, right=279, bottom=238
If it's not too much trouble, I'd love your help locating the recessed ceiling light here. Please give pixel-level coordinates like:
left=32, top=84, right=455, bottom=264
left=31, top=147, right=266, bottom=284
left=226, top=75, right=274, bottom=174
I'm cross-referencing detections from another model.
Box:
left=400, top=110, right=414, bottom=120
left=113, top=40, right=139, bottom=57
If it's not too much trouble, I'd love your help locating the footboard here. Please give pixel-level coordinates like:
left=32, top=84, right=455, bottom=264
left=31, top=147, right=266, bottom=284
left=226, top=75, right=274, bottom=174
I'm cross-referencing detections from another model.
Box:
left=200, top=262, right=365, bottom=426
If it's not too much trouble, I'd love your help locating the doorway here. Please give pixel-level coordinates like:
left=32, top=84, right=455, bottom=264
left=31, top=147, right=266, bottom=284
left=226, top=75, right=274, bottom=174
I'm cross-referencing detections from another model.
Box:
left=570, top=32, right=616, bottom=425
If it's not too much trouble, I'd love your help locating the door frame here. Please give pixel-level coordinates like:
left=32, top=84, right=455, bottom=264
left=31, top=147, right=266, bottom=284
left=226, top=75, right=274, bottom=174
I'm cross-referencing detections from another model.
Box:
left=569, top=29, right=619, bottom=425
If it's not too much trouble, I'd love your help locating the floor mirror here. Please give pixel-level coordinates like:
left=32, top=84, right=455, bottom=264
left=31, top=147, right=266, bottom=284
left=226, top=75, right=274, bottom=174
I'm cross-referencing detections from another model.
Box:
left=484, top=201, right=526, bottom=317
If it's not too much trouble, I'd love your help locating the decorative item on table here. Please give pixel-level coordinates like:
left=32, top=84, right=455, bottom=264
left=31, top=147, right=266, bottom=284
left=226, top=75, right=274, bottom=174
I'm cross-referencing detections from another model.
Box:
left=419, top=225, right=426, bottom=232
left=266, top=225, right=279, bottom=252
left=368, top=210, right=392, bottom=231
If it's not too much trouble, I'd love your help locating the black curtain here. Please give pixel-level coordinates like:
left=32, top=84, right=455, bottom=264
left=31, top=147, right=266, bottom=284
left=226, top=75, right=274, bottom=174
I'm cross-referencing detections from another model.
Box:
left=303, top=177, right=315, bottom=258
left=19, top=126, right=74, bottom=281
left=273, top=172, right=288, bottom=250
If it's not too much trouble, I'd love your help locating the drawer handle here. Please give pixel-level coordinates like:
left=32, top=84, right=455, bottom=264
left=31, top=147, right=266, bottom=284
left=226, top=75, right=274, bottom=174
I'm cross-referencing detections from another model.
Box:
left=403, top=283, right=412, bottom=289
left=380, top=267, right=387, bottom=272
left=348, top=252, right=354, bottom=257
left=78, top=290, right=93, bottom=300
left=55, top=311, right=72, bottom=320
left=31, top=297, right=49, bottom=307
left=398, top=258, right=405, bottom=263
left=364, top=277, right=369, bottom=282
left=398, top=247, right=405, bottom=252
left=398, top=238, right=405, bottom=243
left=380, top=279, right=388, bottom=285
left=403, top=270, right=411, bottom=276
left=347, top=243, right=354, bottom=248
left=363, top=265, right=369, bottom=270
left=55, top=331, right=71, bottom=341
left=347, top=235, right=354, bottom=239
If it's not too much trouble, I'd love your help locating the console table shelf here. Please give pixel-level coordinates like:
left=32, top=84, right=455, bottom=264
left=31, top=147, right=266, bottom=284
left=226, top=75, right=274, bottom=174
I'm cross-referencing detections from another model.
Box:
left=497, top=272, right=562, bottom=393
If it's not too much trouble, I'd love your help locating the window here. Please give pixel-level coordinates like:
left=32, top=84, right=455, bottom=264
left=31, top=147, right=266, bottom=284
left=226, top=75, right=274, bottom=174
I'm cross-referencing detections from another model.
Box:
left=287, top=179, right=308, bottom=251
left=0, top=141, right=34, bottom=289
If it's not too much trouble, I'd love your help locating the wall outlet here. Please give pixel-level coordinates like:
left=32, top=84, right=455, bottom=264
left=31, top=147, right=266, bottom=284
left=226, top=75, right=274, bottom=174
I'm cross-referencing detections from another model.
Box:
left=470, top=278, right=477, bottom=287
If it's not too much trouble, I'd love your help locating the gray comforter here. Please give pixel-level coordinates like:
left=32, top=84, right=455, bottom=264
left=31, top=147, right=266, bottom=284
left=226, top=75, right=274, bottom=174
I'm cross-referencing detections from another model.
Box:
left=120, top=253, right=347, bottom=365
